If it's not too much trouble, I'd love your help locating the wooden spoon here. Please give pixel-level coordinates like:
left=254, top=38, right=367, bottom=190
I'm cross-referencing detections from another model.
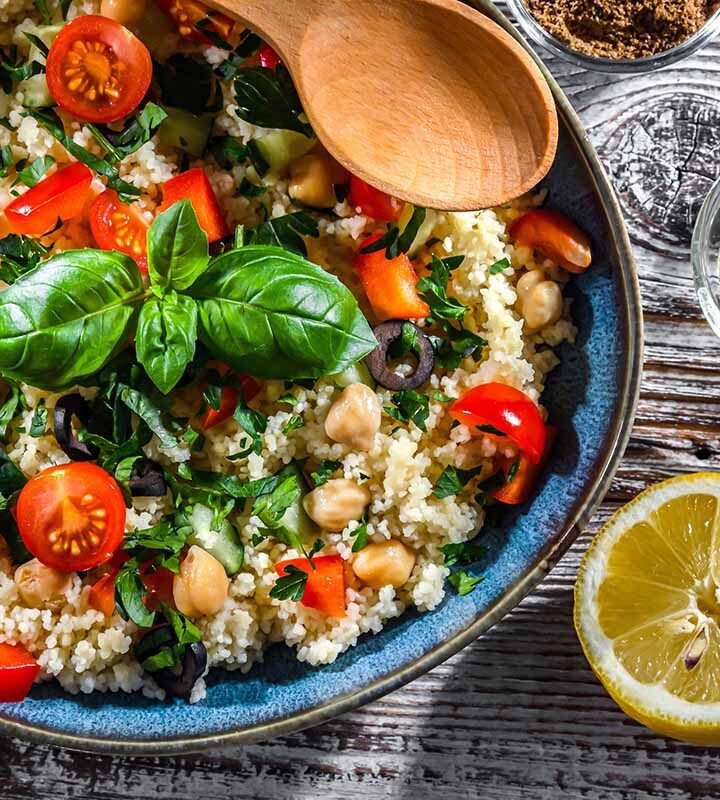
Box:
left=207, top=0, right=558, bottom=210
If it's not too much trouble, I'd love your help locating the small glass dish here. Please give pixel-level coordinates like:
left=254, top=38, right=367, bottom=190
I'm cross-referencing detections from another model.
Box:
left=692, top=177, right=720, bottom=338
left=504, top=0, right=720, bottom=74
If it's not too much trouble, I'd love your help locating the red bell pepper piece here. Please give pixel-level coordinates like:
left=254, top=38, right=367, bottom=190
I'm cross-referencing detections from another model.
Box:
left=202, top=374, right=261, bottom=430
left=355, top=233, right=430, bottom=321
left=491, top=426, right=557, bottom=505
left=258, top=42, right=281, bottom=69
left=450, top=382, right=547, bottom=465
left=88, top=572, right=117, bottom=616
left=0, top=642, right=40, bottom=702
left=275, top=555, right=346, bottom=617
left=159, top=169, right=229, bottom=243
left=348, top=176, right=404, bottom=222
left=508, top=209, right=591, bottom=273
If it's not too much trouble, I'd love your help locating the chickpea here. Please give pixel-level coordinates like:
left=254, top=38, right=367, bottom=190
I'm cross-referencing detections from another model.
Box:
left=100, top=0, right=146, bottom=25
left=173, top=545, right=229, bottom=618
left=289, top=152, right=348, bottom=209
left=352, top=540, right=416, bottom=589
left=303, top=479, right=371, bottom=532
left=522, top=280, right=563, bottom=331
left=324, top=383, right=381, bottom=451
left=515, top=268, right=545, bottom=303
left=14, top=559, right=72, bottom=610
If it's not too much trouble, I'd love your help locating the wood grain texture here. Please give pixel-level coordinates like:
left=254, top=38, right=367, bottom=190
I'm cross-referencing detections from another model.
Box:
left=4, top=5, right=720, bottom=798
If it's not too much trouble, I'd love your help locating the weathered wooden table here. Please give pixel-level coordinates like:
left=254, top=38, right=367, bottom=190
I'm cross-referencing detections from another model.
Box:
left=4, top=9, right=720, bottom=799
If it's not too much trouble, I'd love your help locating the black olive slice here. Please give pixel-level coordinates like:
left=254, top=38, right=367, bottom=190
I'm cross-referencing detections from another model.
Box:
left=154, top=641, right=208, bottom=699
left=129, top=459, right=167, bottom=497
left=53, top=394, right=99, bottom=462
left=364, top=320, right=435, bottom=391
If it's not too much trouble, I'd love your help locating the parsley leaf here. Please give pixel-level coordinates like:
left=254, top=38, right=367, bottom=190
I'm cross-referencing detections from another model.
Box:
left=439, top=541, right=487, bottom=568
left=33, top=0, right=51, bottom=24
left=417, top=254, right=467, bottom=322
left=433, top=465, right=485, bottom=499
left=432, top=391, right=455, bottom=403
left=115, top=558, right=156, bottom=627
left=488, top=257, right=511, bottom=275
left=385, top=389, right=430, bottom=432
left=13, top=154, right=54, bottom=187
left=120, top=387, right=177, bottom=449
left=311, top=459, right=342, bottom=487
left=270, top=563, right=308, bottom=601
left=351, top=520, right=368, bottom=552
left=448, top=570, right=484, bottom=596
left=0, top=233, right=50, bottom=284
left=0, top=381, right=21, bottom=440
left=29, top=399, right=47, bottom=437
left=283, top=414, right=304, bottom=435
left=88, top=103, right=167, bottom=163
left=0, top=145, right=13, bottom=178
left=359, top=206, right=427, bottom=259
left=238, top=176, right=266, bottom=198
left=245, top=210, right=319, bottom=257
left=232, top=386, right=267, bottom=457
left=207, top=136, right=248, bottom=170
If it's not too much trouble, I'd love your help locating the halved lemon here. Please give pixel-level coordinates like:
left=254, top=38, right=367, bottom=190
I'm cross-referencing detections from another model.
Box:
left=575, top=472, right=720, bottom=744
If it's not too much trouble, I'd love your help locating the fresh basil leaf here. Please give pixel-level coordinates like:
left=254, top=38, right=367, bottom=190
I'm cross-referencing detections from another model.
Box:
left=233, top=65, right=312, bottom=135
left=147, top=200, right=209, bottom=291
left=115, top=560, right=156, bottom=627
left=207, top=136, right=247, bottom=170
left=311, top=459, right=341, bottom=487
left=29, top=399, right=47, bottom=437
left=245, top=211, right=318, bottom=257
left=155, top=55, right=221, bottom=114
left=448, top=569, right=483, bottom=596
left=270, top=563, right=307, bottom=601
left=0, top=249, right=145, bottom=389
left=13, top=154, right=54, bottom=187
left=25, top=108, right=140, bottom=200
left=192, top=246, right=376, bottom=379
left=440, top=541, right=486, bottom=568
left=120, top=386, right=177, bottom=449
left=0, top=145, right=13, bottom=178
left=136, top=294, right=197, bottom=394
left=0, top=233, right=50, bottom=284
left=0, top=381, right=21, bottom=440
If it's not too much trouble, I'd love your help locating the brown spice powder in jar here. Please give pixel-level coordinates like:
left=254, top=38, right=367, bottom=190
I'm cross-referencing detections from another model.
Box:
left=525, top=0, right=714, bottom=59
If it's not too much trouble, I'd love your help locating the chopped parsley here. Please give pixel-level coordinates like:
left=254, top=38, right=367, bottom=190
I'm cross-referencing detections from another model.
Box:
left=359, top=206, right=426, bottom=259
left=488, top=257, right=511, bottom=275
left=270, top=563, right=308, bottom=601
left=439, top=541, right=487, bottom=568
left=0, top=233, right=50, bottom=284
left=207, top=136, right=248, bottom=170
left=28, top=399, right=47, bottom=437
left=417, top=254, right=467, bottom=322
left=448, top=570, right=484, bottom=596
left=351, top=520, right=369, bottom=552
left=433, top=465, right=485, bottom=499
left=13, top=154, right=54, bottom=188
left=384, top=389, right=430, bottom=432
left=282, top=414, right=304, bottom=435
left=311, top=459, right=342, bottom=487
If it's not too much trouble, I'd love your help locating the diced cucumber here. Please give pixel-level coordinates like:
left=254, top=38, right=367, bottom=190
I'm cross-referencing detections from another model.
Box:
left=327, top=361, right=375, bottom=389
left=397, top=204, right=438, bottom=256
left=20, top=74, right=52, bottom=108
left=185, top=504, right=244, bottom=576
left=157, top=107, right=213, bottom=158
left=253, top=130, right=315, bottom=173
left=277, top=463, right=316, bottom=541
left=25, top=24, right=63, bottom=62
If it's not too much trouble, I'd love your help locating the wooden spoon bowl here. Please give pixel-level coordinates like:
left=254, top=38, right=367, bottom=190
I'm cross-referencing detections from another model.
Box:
left=210, top=0, right=558, bottom=210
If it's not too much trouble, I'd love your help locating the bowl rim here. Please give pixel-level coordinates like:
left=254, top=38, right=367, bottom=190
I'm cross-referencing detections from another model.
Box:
left=0, top=0, right=643, bottom=756
left=691, top=174, right=720, bottom=337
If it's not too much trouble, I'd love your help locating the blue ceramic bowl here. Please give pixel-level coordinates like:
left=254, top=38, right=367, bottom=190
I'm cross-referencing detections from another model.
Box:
left=0, top=1, right=642, bottom=754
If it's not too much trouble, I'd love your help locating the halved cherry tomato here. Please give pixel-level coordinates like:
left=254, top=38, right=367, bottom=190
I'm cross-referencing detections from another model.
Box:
left=355, top=233, right=430, bottom=321
left=450, top=382, right=547, bottom=465
left=491, top=426, right=557, bottom=505
left=259, top=42, right=281, bottom=69
left=202, top=375, right=261, bottom=430
left=16, top=463, right=126, bottom=572
left=275, top=555, right=346, bottom=617
left=155, top=0, right=236, bottom=43
left=140, top=562, right=175, bottom=611
left=508, top=210, right=592, bottom=273
left=0, top=642, right=40, bottom=702
left=4, top=162, right=93, bottom=235
left=159, top=169, right=229, bottom=243
left=89, top=572, right=117, bottom=616
left=348, top=176, right=404, bottom=222
left=45, top=15, right=152, bottom=123
left=89, top=189, right=150, bottom=272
